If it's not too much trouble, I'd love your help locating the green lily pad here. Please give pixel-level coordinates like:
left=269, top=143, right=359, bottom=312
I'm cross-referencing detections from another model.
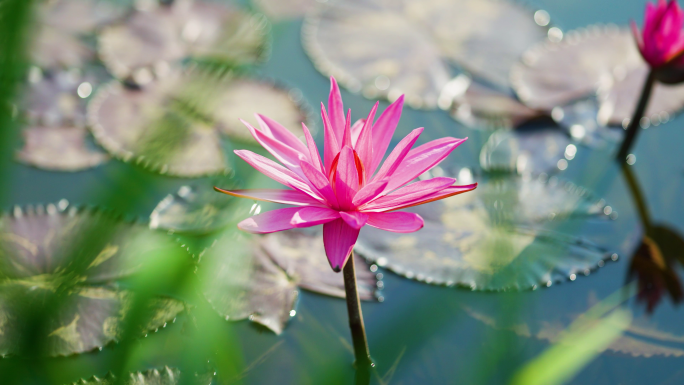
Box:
left=355, top=174, right=615, bottom=290
left=67, top=366, right=214, bottom=385
left=98, top=0, right=269, bottom=80
left=303, top=0, right=548, bottom=108
left=200, top=230, right=379, bottom=334
left=511, top=26, right=684, bottom=127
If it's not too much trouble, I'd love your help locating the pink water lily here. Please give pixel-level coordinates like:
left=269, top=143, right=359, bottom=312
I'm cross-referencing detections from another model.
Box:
left=216, top=77, right=476, bottom=272
left=632, top=0, right=684, bottom=68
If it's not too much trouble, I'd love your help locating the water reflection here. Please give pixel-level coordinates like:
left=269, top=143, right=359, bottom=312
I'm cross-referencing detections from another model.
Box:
left=622, top=164, right=684, bottom=313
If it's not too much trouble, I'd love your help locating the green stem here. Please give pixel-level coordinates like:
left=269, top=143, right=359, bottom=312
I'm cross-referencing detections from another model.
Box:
left=342, top=251, right=373, bottom=375
left=616, top=70, right=656, bottom=162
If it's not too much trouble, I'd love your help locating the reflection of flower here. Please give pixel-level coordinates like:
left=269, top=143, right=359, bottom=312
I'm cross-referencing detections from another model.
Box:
left=632, top=0, right=684, bottom=82
left=628, top=231, right=684, bottom=314
left=216, top=77, right=476, bottom=271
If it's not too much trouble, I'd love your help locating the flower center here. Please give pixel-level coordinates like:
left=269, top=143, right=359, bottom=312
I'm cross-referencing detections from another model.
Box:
left=328, top=150, right=365, bottom=192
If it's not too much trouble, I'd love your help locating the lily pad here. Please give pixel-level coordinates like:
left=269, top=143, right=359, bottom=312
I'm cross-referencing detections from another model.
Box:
left=303, top=0, right=548, bottom=108
left=150, top=181, right=248, bottom=234
left=0, top=205, right=186, bottom=356
left=17, top=69, right=108, bottom=171
left=441, top=75, right=543, bottom=129
left=39, top=0, right=128, bottom=35
left=87, top=71, right=229, bottom=177
left=98, top=0, right=269, bottom=80
left=511, top=26, right=684, bottom=127
left=67, top=366, right=213, bottom=385
left=260, top=230, right=378, bottom=301
left=479, top=127, right=572, bottom=175
left=201, top=230, right=379, bottom=334
left=355, top=174, right=614, bottom=290
left=31, top=27, right=95, bottom=69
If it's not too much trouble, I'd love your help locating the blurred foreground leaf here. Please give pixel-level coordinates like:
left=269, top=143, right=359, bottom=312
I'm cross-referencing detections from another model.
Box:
left=66, top=366, right=213, bottom=385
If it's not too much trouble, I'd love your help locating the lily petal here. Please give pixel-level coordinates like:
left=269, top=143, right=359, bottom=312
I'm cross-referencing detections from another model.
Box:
left=234, top=149, right=322, bottom=199
left=363, top=177, right=456, bottom=211
left=328, top=77, right=346, bottom=144
left=291, top=207, right=340, bottom=227
left=373, top=127, right=424, bottom=182
left=214, top=187, right=326, bottom=207
left=340, top=211, right=369, bottom=230
left=384, top=137, right=467, bottom=192
left=323, top=218, right=360, bottom=272
left=366, top=212, right=424, bottom=233
left=352, top=178, right=389, bottom=207
left=238, top=207, right=301, bottom=234
left=302, top=122, right=324, bottom=173
left=376, top=183, right=478, bottom=212
left=369, top=95, right=405, bottom=174
left=335, top=146, right=360, bottom=210
left=301, top=160, right=339, bottom=208
left=355, top=102, right=379, bottom=181
left=242, top=119, right=307, bottom=178
left=351, top=118, right=366, bottom=147
left=322, top=103, right=340, bottom=173
left=255, top=114, right=308, bottom=155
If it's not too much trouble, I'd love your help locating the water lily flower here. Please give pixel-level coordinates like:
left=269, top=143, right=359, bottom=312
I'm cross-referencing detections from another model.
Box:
left=632, top=0, right=684, bottom=81
left=216, top=77, right=476, bottom=272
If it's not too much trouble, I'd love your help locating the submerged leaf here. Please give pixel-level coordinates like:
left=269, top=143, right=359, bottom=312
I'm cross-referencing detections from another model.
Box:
left=98, top=0, right=269, bottom=79
left=67, top=366, right=213, bottom=385
left=479, top=127, right=571, bottom=175
left=356, top=174, right=614, bottom=290
left=303, top=0, right=547, bottom=108
left=200, top=230, right=379, bottom=334
left=511, top=26, right=684, bottom=127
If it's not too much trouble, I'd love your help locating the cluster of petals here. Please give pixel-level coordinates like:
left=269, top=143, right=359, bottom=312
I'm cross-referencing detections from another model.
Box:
left=632, top=0, right=684, bottom=68
left=216, top=78, right=476, bottom=272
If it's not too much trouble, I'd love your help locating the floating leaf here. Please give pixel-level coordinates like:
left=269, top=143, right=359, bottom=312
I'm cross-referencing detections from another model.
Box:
left=254, top=0, right=318, bottom=21
left=88, top=71, right=229, bottom=177
left=511, top=26, right=684, bottom=127
left=17, top=69, right=108, bottom=171
left=303, top=0, right=548, bottom=108
left=150, top=181, right=248, bottom=234
left=98, top=0, right=269, bottom=79
left=201, top=230, right=379, bottom=334
left=201, top=233, right=299, bottom=334
left=39, top=0, right=128, bottom=35
left=213, top=80, right=310, bottom=143
left=479, top=127, right=571, bottom=175
left=355, top=174, right=614, bottom=290
left=260, top=230, right=378, bottom=301
left=31, top=27, right=95, bottom=69
left=441, top=75, right=543, bottom=129
left=67, top=366, right=214, bottom=385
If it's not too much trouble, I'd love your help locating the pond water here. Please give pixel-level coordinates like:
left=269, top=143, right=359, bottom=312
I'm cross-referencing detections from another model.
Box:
left=3, top=0, right=684, bottom=384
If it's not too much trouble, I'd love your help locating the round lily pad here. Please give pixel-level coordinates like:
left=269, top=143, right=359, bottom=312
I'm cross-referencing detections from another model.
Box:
left=68, top=366, right=214, bottom=385
left=87, top=71, right=230, bottom=177
left=200, top=230, right=379, bottom=334
left=303, top=0, right=548, bottom=108
left=479, top=127, right=571, bottom=175
left=355, top=174, right=615, bottom=291
left=18, top=69, right=108, bottom=171
left=98, top=0, right=269, bottom=80
left=510, top=26, right=684, bottom=127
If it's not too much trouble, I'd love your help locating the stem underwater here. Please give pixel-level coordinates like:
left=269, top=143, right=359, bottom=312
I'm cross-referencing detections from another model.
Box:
left=342, top=251, right=373, bottom=380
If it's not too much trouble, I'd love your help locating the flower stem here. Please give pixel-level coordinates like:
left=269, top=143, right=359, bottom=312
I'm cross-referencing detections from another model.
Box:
left=342, top=251, right=372, bottom=371
left=616, top=70, right=656, bottom=162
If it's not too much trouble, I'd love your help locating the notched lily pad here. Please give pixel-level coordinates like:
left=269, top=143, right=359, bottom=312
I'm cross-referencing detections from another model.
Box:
left=479, top=127, right=571, bottom=175
left=98, top=0, right=269, bottom=79
left=511, top=26, right=684, bottom=127
left=67, top=366, right=214, bottom=385
left=0, top=204, right=186, bottom=356
left=356, top=174, right=615, bottom=290
left=201, top=230, right=379, bottom=334
left=303, top=0, right=548, bottom=108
